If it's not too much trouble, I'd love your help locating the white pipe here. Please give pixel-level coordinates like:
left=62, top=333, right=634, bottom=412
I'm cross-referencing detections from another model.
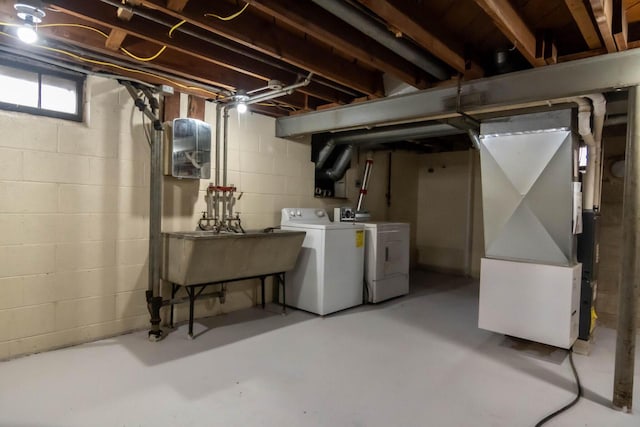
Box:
left=574, top=97, right=596, bottom=211
left=585, top=94, right=606, bottom=209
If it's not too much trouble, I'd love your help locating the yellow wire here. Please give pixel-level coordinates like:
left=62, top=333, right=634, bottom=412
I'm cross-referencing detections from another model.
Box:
left=121, top=45, right=166, bottom=61
left=168, top=20, right=186, bottom=38
left=204, top=2, right=249, bottom=21
left=40, top=22, right=166, bottom=62
left=0, top=29, right=223, bottom=99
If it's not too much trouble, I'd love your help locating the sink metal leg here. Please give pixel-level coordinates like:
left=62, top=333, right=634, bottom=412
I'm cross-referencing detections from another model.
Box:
left=261, top=276, right=266, bottom=309
left=187, top=287, right=195, bottom=338
left=281, top=273, right=286, bottom=314
left=170, top=283, right=178, bottom=328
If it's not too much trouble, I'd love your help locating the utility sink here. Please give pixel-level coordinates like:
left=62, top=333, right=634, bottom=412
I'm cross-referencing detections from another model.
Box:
left=161, top=230, right=306, bottom=286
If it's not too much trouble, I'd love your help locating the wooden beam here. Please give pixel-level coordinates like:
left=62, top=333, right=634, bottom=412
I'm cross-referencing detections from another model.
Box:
left=544, top=38, right=558, bottom=65
left=589, top=0, right=618, bottom=52
left=105, top=28, right=127, bottom=51
left=356, top=0, right=482, bottom=76
left=564, top=0, right=602, bottom=49
left=557, top=47, right=607, bottom=62
left=166, top=0, right=189, bottom=12
left=187, top=95, right=205, bottom=120
left=117, top=0, right=143, bottom=21
left=613, top=0, right=629, bottom=50
left=473, top=0, right=546, bottom=67
left=136, top=0, right=384, bottom=96
left=163, top=91, right=181, bottom=122
left=46, top=0, right=350, bottom=104
left=627, top=0, right=640, bottom=23
left=248, top=0, right=431, bottom=88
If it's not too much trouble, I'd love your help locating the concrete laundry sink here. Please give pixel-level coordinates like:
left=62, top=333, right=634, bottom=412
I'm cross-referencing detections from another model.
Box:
left=161, top=230, right=306, bottom=286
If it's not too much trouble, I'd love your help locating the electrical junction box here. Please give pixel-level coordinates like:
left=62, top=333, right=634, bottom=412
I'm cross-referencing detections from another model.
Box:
left=163, top=118, right=211, bottom=179
left=478, top=258, right=581, bottom=349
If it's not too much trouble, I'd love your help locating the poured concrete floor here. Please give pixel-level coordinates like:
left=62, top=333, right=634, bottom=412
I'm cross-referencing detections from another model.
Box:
left=1, top=271, right=639, bottom=427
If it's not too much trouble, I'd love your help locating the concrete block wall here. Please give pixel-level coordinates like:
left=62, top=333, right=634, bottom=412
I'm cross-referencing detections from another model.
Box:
left=0, top=77, right=152, bottom=360
left=0, top=76, right=411, bottom=359
left=416, top=149, right=484, bottom=277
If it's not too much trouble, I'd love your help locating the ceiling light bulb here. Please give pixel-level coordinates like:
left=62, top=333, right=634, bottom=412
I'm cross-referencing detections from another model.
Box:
left=17, top=24, right=37, bottom=44
left=237, top=102, right=247, bottom=114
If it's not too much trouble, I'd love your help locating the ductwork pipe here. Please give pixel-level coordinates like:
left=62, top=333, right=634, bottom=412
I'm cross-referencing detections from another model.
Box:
left=310, top=0, right=449, bottom=80
left=316, top=139, right=337, bottom=170
left=323, top=145, right=354, bottom=181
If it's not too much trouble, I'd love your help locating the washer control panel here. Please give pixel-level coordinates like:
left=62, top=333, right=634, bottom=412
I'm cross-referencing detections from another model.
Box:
left=281, top=208, right=332, bottom=225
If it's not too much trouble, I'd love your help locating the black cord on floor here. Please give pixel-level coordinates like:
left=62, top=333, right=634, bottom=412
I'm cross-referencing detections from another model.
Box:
left=534, top=350, right=582, bottom=427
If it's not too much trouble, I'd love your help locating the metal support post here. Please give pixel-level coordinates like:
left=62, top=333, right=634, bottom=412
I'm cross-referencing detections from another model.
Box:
left=613, top=86, right=640, bottom=412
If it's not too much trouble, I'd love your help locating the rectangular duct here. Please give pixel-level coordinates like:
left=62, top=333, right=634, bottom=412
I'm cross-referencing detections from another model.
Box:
left=479, top=109, right=578, bottom=266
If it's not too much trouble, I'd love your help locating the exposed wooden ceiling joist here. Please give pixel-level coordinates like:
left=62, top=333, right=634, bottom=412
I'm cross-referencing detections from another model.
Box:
left=564, top=0, right=603, bottom=49
left=613, top=0, right=629, bottom=50
left=166, top=0, right=189, bottom=12
left=355, top=0, right=482, bottom=77
left=589, top=0, right=619, bottom=52
left=473, top=0, right=546, bottom=67
left=105, top=29, right=127, bottom=51
left=626, top=0, right=640, bottom=22
left=135, top=0, right=385, bottom=97
left=246, top=0, right=431, bottom=89
left=39, top=21, right=311, bottom=111
left=45, top=0, right=348, bottom=104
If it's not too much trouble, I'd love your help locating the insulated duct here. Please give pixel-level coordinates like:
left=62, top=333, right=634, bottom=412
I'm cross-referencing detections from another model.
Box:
left=328, top=122, right=464, bottom=146
left=310, top=0, right=449, bottom=80
left=322, top=145, right=354, bottom=181
left=316, top=122, right=463, bottom=181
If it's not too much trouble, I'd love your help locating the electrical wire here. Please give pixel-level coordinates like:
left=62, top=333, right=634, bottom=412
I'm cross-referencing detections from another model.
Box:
left=204, top=2, right=249, bottom=21
left=534, top=350, right=582, bottom=427
left=1, top=20, right=181, bottom=62
left=0, top=29, right=221, bottom=98
left=141, top=109, right=152, bottom=147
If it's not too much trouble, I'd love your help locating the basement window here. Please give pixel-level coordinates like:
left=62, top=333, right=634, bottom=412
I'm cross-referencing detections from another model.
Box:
left=0, top=60, right=84, bottom=122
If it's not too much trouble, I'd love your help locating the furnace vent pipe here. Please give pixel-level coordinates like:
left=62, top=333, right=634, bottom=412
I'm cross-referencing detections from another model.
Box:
left=585, top=94, right=606, bottom=209
left=310, top=0, right=449, bottom=80
left=575, top=97, right=597, bottom=211
left=323, top=145, right=354, bottom=181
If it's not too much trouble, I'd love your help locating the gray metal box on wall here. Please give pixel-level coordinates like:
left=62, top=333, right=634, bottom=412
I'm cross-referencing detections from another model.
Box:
left=479, top=109, right=577, bottom=266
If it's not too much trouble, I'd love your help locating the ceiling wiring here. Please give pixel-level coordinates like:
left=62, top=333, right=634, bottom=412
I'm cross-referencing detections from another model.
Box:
left=204, top=2, right=249, bottom=21
left=0, top=28, right=223, bottom=98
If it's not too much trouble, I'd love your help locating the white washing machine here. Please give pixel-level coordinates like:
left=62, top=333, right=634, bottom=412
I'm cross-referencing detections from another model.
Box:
left=281, top=208, right=365, bottom=315
left=362, top=222, right=410, bottom=303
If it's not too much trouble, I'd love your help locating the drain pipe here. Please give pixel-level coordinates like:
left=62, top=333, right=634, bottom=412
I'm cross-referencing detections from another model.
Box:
left=222, top=106, right=230, bottom=222
left=122, top=82, right=164, bottom=341
left=214, top=103, right=222, bottom=221
left=310, top=0, right=449, bottom=80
